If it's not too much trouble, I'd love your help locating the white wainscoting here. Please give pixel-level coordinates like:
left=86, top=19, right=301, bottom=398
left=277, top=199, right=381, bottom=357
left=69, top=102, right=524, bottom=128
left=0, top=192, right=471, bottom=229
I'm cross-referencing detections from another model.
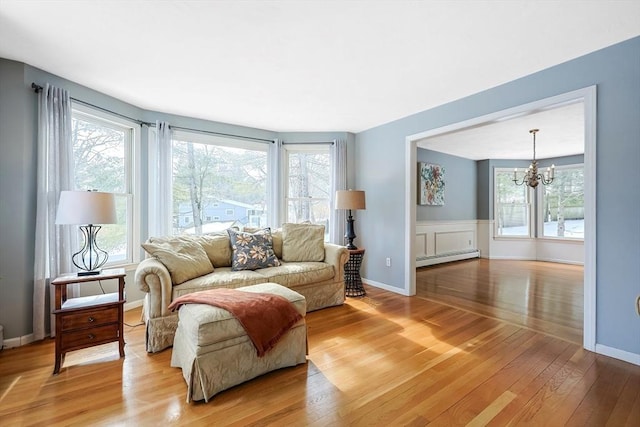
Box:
left=418, top=220, right=584, bottom=265
left=416, top=220, right=480, bottom=267
left=480, top=220, right=584, bottom=264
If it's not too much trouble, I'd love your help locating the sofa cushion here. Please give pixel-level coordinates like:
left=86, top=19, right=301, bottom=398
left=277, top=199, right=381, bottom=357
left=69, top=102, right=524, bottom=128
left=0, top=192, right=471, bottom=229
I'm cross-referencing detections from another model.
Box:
left=172, top=267, right=267, bottom=298
left=255, top=261, right=335, bottom=288
left=228, top=228, right=281, bottom=271
left=281, top=223, right=325, bottom=262
left=195, top=233, right=233, bottom=268
left=142, top=239, right=214, bottom=285
left=271, top=229, right=283, bottom=259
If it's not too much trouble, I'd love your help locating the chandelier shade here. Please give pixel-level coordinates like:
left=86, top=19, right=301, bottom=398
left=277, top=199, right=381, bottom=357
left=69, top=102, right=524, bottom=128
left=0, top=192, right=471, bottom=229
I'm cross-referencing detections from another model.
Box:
left=513, top=129, right=555, bottom=188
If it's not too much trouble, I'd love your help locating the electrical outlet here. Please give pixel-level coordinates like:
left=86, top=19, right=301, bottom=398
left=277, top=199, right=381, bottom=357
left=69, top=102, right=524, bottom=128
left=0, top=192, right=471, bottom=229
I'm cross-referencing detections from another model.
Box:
left=386, top=257, right=391, bottom=267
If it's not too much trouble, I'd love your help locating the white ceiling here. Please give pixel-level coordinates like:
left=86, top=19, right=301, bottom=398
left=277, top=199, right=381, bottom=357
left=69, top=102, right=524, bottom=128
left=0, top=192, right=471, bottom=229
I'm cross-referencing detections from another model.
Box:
left=1, top=1, right=639, bottom=133
left=417, top=101, right=585, bottom=160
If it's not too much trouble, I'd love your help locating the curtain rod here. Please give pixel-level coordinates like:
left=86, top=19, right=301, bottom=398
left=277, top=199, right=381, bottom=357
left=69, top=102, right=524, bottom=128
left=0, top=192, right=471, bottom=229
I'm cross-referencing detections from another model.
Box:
left=282, top=141, right=335, bottom=145
left=163, top=124, right=275, bottom=143
left=32, top=83, right=150, bottom=126
left=31, top=83, right=276, bottom=144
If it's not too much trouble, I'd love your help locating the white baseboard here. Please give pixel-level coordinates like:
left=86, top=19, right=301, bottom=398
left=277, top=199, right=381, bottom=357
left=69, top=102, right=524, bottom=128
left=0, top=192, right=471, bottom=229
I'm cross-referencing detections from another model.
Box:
left=362, top=278, right=412, bottom=296
left=487, top=255, right=584, bottom=265
left=417, top=250, right=480, bottom=267
left=595, top=344, right=640, bottom=366
left=2, top=333, right=35, bottom=350
left=535, top=257, right=584, bottom=266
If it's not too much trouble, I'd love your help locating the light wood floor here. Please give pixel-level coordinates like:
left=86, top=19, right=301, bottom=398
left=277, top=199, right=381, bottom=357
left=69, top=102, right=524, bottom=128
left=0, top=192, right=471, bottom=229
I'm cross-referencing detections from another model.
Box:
left=2, top=282, right=639, bottom=425
left=416, top=259, right=584, bottom=344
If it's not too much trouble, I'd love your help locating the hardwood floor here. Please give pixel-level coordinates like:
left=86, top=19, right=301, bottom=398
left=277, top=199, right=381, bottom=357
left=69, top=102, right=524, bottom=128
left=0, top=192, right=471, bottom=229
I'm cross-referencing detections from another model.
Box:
left=2, top=284, right=638, bottom=426
left=417, top=259, right=584, bottom=344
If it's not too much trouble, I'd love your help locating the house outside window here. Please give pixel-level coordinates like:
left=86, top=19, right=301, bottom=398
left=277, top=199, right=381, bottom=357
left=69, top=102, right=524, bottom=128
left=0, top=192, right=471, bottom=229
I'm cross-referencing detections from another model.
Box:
left=171, top=131, right=268, bottom=234
left=284, top=145, right=331, bottom=239
left=71, top=105, right=139, bottom=265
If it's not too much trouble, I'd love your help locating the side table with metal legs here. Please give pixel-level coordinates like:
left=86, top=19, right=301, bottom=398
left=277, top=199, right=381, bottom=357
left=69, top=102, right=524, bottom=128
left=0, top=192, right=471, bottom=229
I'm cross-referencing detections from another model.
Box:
left=345, top=249, right=365, bottom=297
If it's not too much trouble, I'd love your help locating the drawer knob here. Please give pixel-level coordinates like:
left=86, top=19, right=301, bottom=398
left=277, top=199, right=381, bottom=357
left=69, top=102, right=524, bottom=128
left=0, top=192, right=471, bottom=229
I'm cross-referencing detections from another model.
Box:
left=88, top=334, right=95, bottom=340
left=87, top=316, right=95, bottom=323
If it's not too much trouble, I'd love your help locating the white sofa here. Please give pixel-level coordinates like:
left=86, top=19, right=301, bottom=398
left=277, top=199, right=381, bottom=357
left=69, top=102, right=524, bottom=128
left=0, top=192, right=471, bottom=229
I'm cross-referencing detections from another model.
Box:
left=135, top=224, right=349, bottom=353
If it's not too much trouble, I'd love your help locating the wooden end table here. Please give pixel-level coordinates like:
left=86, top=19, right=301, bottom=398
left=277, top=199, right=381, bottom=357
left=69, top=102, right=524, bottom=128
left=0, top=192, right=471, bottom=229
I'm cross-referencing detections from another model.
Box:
left=345, top=249, right=366, bottom=297
left=51, top=268, right=126, bottom=374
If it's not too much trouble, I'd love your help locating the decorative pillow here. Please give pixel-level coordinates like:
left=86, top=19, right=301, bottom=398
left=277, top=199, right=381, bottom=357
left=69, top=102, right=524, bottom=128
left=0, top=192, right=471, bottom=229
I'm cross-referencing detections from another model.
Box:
left=281, top=223, right=325, bottom=262
left=227, top=228, right=281, bottom=271
left=142, top=239, right=214, bottom=285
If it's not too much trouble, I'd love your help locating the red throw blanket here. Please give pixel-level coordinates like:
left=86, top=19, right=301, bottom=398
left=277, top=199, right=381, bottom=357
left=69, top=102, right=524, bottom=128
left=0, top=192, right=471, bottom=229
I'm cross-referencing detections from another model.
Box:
left=168, top=288, right=303, bottom=357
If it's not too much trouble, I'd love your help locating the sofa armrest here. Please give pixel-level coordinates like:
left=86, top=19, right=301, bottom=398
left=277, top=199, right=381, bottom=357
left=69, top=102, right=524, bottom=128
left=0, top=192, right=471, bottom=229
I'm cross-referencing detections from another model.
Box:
left=324, top=243, right=349, bottom=281
left=134, top=258, right=173, bottom=319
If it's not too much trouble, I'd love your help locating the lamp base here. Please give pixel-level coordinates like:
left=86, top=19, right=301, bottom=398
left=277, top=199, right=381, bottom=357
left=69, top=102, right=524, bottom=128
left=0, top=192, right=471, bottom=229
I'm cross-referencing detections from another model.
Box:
left=345, top=212, right=358, bottom=250
left=77, top=270, right=101, bottom=277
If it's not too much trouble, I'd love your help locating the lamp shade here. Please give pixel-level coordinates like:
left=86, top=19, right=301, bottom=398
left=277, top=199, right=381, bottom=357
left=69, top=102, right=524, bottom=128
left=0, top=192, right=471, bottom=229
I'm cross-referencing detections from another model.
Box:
left=335, top=190, right=366, bottom=210
left=56, top=191, right=117, bottom=225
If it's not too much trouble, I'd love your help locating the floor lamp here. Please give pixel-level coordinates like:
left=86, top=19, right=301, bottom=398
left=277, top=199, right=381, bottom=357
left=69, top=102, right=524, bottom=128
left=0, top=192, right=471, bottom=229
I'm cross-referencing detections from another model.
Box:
left=335, top=190, right=366, bottom=250
left=56, top=190, right=117, bottom=276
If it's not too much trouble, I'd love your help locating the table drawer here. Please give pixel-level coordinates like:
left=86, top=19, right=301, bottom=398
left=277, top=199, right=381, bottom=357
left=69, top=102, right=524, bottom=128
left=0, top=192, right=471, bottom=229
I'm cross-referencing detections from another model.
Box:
left=60, top=323, right=119, bottom=350
left=60, top=308, right=119, bottom=331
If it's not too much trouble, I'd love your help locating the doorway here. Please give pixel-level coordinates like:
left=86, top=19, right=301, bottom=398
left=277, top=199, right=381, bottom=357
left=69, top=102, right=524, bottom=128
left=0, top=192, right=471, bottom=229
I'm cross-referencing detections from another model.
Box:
left=404, top=86, right=596, bottom=351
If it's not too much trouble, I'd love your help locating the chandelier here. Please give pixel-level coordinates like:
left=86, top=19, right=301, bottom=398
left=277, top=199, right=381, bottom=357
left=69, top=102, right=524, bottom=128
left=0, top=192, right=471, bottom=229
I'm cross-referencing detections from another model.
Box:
left=513, top=129, right=554, bottom=188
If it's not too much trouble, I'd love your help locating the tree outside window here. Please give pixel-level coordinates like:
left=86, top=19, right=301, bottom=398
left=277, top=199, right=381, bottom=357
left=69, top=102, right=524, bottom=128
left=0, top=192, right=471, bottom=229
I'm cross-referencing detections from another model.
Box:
left=171, top=133, right=268, bottom=235
left=71, top=109, right=135, bottom=264
left=541, top=165, right=584, bottom=238
left=495, top=169, right=531, bottom=237
left=285, top=147, right=330, bottom=238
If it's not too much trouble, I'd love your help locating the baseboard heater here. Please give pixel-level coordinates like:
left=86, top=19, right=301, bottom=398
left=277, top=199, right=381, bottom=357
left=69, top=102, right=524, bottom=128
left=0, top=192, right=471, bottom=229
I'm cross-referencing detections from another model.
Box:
left=417, top=249, right=480, bottom=267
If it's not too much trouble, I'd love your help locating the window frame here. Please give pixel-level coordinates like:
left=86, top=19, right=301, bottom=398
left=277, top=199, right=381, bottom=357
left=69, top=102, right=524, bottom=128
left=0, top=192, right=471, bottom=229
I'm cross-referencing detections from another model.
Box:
left=493, top=167, right=534, bottom=239
left=282, top=144, right=331, bottom=229
left=168, top=129, right=270, bottom=234
left=70, top=103, right=141, bottom=267
left=536, top=163, right=585, bottom=241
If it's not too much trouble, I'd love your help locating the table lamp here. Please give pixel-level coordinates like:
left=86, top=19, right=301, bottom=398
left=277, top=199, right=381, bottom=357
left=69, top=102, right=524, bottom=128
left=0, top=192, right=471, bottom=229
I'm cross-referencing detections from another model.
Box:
left=335, top=190, right=366, bottom=250
left=56, top=190, right=117, bottom=276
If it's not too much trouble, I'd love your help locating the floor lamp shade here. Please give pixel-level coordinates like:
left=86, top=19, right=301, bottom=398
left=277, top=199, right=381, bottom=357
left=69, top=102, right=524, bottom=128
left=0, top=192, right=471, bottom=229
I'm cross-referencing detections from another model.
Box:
left=56, top=191, right=117, bottom=275
left=335, top=190, right=366, bottom=249
left=335, top=190, right=366, bottom=211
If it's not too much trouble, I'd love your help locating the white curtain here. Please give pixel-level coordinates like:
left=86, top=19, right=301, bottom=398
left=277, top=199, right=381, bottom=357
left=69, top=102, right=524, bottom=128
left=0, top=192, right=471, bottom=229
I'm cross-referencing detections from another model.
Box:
left=268, top=138, right=283, bottom=228
left=330, top=139, right=347, bottom=244
left=148, top=121, right=173, bottom=238
left=33, top=83, right=75, bottom=340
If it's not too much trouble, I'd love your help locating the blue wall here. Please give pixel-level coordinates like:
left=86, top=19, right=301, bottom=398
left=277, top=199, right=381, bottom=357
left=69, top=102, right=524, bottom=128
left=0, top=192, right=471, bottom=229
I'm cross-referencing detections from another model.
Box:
left=416, top=149, right=477, bottom=221
left=356, top=37, right=640, bottom=356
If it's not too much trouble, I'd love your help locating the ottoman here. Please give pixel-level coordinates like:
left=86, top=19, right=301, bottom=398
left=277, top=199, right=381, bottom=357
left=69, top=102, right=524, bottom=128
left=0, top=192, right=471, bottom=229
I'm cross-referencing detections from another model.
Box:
left=170, top=283, right=308, bottom=402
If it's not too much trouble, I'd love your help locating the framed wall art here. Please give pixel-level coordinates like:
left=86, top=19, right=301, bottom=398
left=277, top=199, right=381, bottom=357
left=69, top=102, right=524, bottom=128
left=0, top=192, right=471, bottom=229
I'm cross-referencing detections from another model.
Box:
left=418, top=162, right=445, bottom=206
